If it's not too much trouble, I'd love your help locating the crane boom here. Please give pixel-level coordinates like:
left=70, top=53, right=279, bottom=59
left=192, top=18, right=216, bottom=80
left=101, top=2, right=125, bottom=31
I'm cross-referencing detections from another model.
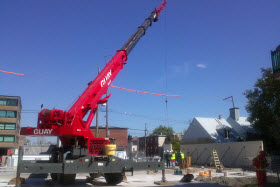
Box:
left=20, top=1, right=167, bottom=154
left=121, top=0, right=166, bottom=55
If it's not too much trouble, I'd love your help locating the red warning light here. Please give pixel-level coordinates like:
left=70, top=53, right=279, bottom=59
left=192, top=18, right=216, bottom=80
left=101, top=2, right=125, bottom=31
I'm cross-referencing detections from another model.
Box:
left=8, top=150, right=12, bottom=155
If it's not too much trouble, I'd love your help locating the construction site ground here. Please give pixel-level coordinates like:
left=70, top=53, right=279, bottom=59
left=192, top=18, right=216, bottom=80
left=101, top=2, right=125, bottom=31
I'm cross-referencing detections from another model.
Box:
left=0, top=167, right=279, bottom=186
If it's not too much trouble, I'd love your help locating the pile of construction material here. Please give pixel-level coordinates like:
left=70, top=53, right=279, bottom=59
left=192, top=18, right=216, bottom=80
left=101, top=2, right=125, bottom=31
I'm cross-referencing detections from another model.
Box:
left=194, top=173, right=279, bottom=187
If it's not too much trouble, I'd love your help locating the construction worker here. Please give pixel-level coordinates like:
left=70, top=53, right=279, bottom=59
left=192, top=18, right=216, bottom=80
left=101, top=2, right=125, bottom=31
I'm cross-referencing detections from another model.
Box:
left=171, top=151, right=176, bottom=168
left=180, top=152, right=185, bottom=160
left=165, top=150, right=171, bottom=168
left=180, top=152, right=185, bottom=170
left=253, top=151, right=268, bottom=187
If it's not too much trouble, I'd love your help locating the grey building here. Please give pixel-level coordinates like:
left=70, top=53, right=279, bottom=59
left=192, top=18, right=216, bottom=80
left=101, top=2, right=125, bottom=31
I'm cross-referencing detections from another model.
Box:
left=181, top=116, right=239, bottom=145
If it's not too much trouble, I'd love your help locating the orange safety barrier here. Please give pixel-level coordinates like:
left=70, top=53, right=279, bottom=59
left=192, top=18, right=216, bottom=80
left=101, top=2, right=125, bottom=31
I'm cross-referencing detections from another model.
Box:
left=203, top=171, right=209, bottom=177
left=209, top=170, right=212, bottom=177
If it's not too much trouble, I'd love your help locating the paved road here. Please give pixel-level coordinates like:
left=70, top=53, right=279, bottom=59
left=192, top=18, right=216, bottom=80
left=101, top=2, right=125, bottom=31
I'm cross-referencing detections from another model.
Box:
left=0, top=170, right=227, bottom=186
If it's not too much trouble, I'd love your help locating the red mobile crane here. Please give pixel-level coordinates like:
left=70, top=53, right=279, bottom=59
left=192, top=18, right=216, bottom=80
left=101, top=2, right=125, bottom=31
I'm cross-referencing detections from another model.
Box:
left=18, top=1, right=167, bottom=185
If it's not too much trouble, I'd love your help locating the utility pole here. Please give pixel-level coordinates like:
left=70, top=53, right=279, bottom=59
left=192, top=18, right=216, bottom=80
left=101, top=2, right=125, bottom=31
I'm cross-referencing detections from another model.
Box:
left=106, top=90, right=109, bottom=137
left=95, top=68, right=100, bottom=137
left=145, top=123, right=147, bottom=157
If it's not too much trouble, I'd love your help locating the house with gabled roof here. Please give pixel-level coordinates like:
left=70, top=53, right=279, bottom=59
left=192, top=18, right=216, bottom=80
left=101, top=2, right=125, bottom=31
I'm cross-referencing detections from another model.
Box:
left=181, top=107, right=256, bottom=145
left=181, top=115, right=239, bottom=144
left=226, top=108, right=255, bottom=141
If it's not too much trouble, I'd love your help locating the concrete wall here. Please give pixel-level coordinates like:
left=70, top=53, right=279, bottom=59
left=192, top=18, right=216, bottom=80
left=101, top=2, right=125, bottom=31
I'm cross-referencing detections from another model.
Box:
left=181, top=141, right=263, bottom=168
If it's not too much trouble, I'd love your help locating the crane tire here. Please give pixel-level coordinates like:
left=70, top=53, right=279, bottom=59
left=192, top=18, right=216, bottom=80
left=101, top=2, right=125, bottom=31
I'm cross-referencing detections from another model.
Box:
left=51, top=173, right=58, bottom=181
left=59, top=174, right=76, bottom=185
left=104, top=173, right=124, bottom=185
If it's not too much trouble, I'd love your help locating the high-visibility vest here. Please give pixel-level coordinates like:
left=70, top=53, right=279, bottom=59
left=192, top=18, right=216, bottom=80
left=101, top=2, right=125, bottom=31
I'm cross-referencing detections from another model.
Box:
left=171, top=153, right=176, bottom=160
left=181, top=153, right=185, bottom=159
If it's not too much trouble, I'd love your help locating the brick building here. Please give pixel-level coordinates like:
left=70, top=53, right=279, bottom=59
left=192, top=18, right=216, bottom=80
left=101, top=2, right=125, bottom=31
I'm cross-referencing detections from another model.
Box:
left=90, top=126, right=128, bottom=150
left=0, top=96, right=21, bottom=156
left=138, top=135, right=169, bottom=157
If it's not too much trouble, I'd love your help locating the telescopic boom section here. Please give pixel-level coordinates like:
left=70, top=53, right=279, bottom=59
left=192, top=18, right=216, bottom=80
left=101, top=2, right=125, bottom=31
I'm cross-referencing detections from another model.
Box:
left=20, top=1, right=166, bottom=145
left=68, top=0, right=167, bottom=127
left=121, top=0, right=167, bottom=55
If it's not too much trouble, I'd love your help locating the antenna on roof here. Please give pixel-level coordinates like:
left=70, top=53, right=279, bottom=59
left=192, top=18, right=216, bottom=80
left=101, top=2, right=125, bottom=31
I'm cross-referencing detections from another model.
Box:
left=223, top=96, right=235, bottom=108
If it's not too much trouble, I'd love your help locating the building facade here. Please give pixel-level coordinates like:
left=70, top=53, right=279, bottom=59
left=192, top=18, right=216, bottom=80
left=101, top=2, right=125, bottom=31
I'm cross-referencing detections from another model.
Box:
left=0, top=96, right=21, bottom=156
left=138, top=135, right=167, bottom=157
left=90, top=126, right=128, bottom=150
left=127, top=136, right=138, bottom=159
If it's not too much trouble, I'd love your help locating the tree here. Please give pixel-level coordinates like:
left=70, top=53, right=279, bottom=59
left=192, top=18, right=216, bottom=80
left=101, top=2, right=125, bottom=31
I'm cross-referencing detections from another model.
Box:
left=171, top=136, right=180, bottom=152
left=152, top=125, right=174, bottom=135
left=152, top=125, right=181, bottom=152
left=244, top=68, right=280, bottom=154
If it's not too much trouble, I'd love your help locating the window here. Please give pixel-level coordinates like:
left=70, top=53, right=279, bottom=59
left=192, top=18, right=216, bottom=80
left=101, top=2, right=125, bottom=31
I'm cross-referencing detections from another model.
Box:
left=5, top=124, right=16, bottom=130
left=0, top=111, right=5, bottom=117
left=4, top=136, right=14, bottom=142
left=0, top=123, right=16, bottom=130
left=0, top=99, right=18, bottom=106
left=7, top=99, right=18, bottom=106
left=224, top=129, right=231, bottom=139
left=7, top=111, right=16, bottom=118
left=0, top=99, right=7, bottom=105
left=0, top=111, right=17, bottom=118
left=0, top=135, right=15, bottom=142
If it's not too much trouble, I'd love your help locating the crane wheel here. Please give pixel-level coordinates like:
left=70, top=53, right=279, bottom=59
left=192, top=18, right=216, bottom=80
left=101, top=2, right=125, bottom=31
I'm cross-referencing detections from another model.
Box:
left=51, top=173, right=58, bottom=181
left=59, top=174, right=76, bottom=185
left=104, top=173, right=124, bottom=185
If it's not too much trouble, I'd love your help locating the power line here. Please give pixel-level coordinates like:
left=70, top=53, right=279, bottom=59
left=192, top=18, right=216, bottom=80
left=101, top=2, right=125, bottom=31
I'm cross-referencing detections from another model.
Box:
left=100, top=108, right=188, bottom=125
left=22, top=108, right=189, bottom=125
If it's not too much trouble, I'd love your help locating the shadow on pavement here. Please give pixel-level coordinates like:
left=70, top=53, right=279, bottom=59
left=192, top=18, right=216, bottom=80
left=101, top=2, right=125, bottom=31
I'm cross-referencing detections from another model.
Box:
left=172, top=183, right=228, bottom=187
left=22, top=178, right=93, bottom=187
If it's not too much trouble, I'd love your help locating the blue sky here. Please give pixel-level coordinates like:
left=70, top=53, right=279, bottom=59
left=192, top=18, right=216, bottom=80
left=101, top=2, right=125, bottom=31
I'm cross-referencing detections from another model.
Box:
left=1, top=0, right=279, bottom=138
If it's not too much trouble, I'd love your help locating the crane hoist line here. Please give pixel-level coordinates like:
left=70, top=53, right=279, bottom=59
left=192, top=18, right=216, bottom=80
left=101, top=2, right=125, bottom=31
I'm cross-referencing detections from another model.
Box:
left=18, top=1, right=168, bottom=186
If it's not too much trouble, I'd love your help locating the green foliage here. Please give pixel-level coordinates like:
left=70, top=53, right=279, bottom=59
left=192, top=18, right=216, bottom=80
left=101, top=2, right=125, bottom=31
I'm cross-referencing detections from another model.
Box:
left=244, top=68, right=280, bottom=154
left=171, top=136, right=180, bottom=152
left=152, top=125, right=174, bottom=135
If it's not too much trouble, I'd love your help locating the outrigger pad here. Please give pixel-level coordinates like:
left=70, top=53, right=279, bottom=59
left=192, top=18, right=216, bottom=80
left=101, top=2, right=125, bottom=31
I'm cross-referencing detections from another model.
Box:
left=9, top=177, right=25, bottom=185
left=154, top=181, right=174, bottom=185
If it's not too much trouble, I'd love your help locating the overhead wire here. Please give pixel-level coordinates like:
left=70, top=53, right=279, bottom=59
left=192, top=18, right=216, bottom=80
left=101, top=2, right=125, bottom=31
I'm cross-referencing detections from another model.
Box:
left=163, top=5, right=169, bottom=127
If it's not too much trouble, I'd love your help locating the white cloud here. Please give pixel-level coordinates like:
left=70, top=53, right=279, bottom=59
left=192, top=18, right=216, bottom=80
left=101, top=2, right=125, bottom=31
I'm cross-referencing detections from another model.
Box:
left=196, top=64, right=207, bottom=69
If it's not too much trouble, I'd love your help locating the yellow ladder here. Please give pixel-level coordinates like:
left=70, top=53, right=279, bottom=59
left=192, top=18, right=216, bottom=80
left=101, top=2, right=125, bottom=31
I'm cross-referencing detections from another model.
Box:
left=211, top=149, right=222, bottom=169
